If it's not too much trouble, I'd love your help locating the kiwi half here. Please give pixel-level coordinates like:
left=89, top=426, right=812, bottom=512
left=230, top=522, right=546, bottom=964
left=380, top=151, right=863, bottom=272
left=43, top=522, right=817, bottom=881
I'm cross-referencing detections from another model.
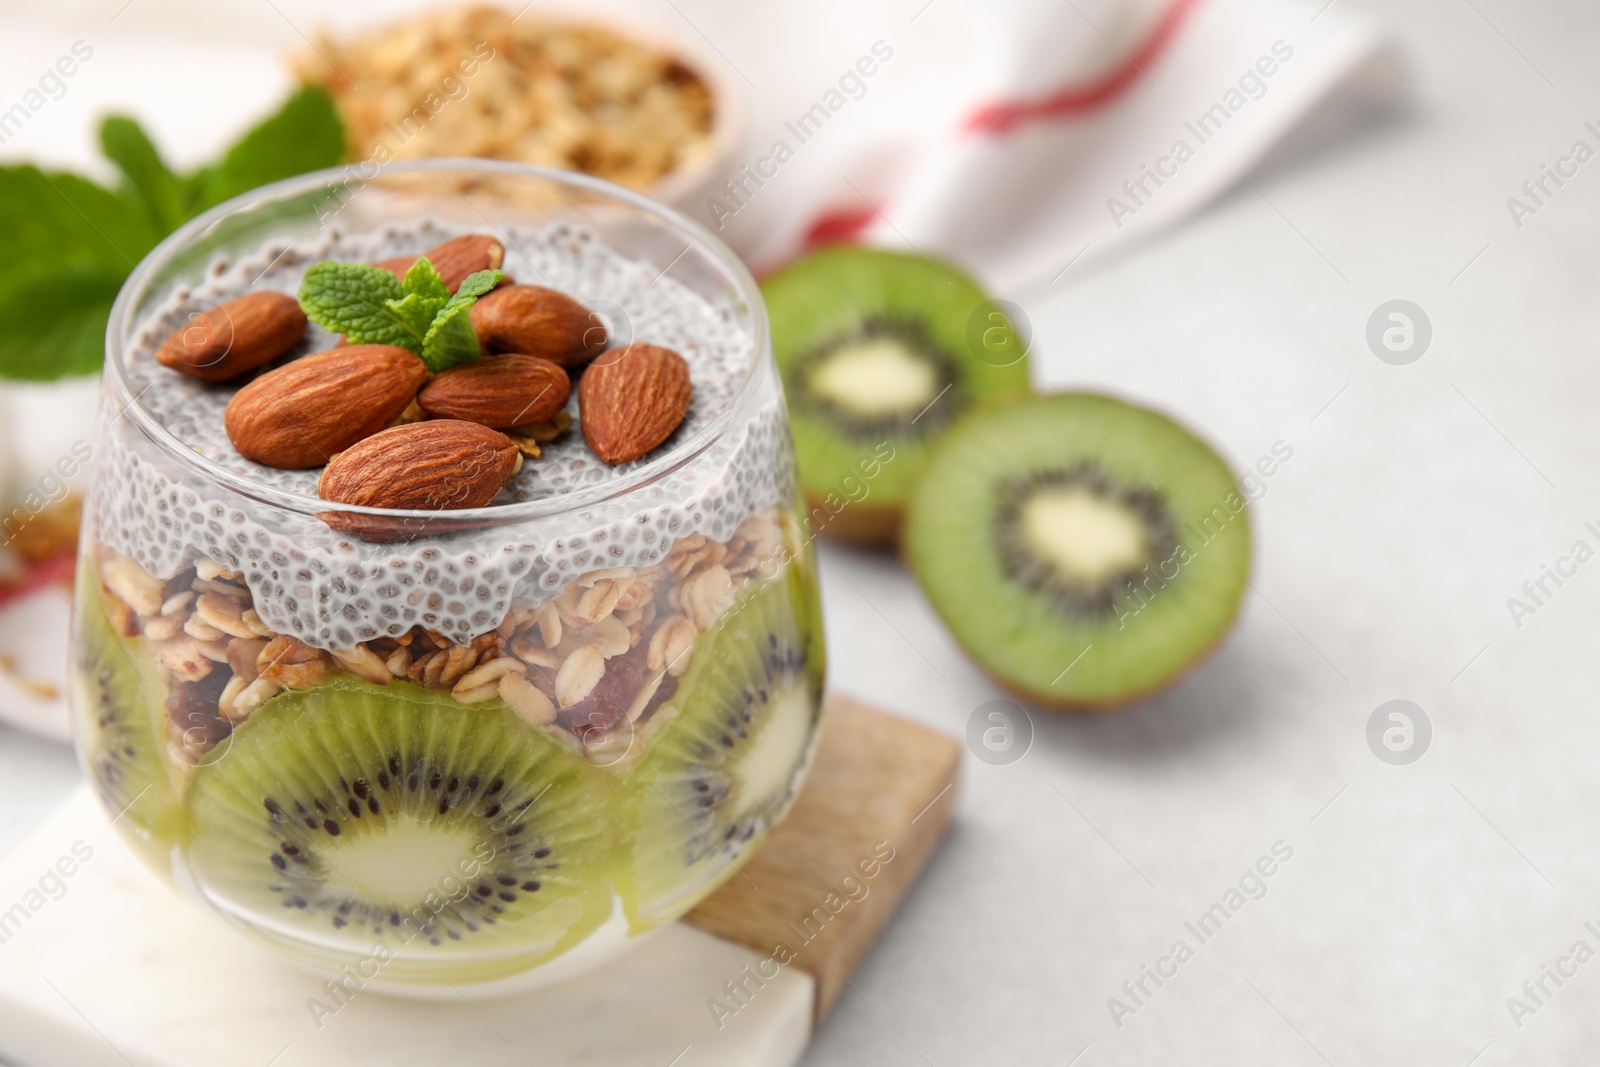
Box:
left=619, top=573, right=825, bottom=932
left=185, top=678, right=621, bottom=979
left=906, top=393, right=1250, bottom=708
left=72, top=565, right=187, bottom=863
left=763, top=247, right=1030, bottom=544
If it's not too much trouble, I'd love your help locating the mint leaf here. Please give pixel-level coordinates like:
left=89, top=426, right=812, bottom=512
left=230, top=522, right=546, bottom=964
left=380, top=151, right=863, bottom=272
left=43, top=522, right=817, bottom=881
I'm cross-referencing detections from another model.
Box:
left=298, top=262, right=422, bottom=352
left=422, top=303, right=483, bottom=373
left=452, top=270, right=504, bottom=304
left=403, top=257, right=452, bottom=304
left=384, top=257, right=452, bottom=339
left=185, top=87, right=345, bottom=215
left=0, top=166, right=161, bottom=274
left=100, top=117, right=186, bottom=233
left=0, top=166, right=162, bottom=380
left=0, top=265, right=123, bottom=380
left=384, top=293, right=443, bottom=343
left=422, top=269, right=503, bottom=372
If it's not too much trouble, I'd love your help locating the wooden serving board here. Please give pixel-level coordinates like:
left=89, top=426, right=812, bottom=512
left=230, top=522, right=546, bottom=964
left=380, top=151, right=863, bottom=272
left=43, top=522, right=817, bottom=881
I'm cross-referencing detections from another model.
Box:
left=0, top=694, right=960, bottom=1067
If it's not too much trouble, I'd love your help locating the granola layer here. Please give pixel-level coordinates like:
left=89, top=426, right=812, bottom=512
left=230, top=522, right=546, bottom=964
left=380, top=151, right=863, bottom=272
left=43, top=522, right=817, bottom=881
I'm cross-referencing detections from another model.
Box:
left=96, top=509, right=798, bottom=767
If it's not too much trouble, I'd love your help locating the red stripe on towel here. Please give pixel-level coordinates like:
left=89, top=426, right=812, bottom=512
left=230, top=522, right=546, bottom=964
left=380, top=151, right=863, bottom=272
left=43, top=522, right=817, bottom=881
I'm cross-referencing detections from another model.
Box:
left=963, top=0, right=1205, bottom=134
left=801, top=206, right=880, bottom=249
left=796, top=0, right=1204, bottom=252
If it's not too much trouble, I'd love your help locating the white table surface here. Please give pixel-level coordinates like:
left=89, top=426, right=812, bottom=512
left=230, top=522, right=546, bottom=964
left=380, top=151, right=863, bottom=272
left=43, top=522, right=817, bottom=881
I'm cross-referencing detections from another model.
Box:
left=6, top=0, right=1600, bottom=1063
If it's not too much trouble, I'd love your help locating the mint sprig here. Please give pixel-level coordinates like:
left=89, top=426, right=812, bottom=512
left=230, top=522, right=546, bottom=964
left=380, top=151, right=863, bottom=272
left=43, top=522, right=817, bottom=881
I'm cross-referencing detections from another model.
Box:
left=299, top=259, right=503, bottom=372
left=0, top=87, right=345, bottom=383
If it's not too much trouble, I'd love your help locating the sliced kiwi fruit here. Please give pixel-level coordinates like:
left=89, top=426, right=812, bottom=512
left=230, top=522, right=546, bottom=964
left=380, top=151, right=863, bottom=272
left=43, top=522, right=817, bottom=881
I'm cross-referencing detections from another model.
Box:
left=782, top=505, right=828, bottom=697
left=906, top=393, right=1250, bottom=708
left=185, top=677, right=621, bottom=979
left=763, top=247, right=1030, bottom=545
left=619, top=574, right=825, bottom=932
left=71, top=566, right=187, bottom=865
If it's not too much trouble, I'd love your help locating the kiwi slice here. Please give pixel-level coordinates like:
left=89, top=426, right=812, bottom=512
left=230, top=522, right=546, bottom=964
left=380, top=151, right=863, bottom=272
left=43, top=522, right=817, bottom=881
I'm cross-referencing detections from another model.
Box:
left=763, top=247, right=1030, bottom=544
left=619, top=574, right=824, bottom=932
left=186, top=678, right=620, bottom=978
left=72, top=567, right=187, bottom=863
left=906, top=393, right=1250, bottom=708
left=782, top=505, right=828, bottom=697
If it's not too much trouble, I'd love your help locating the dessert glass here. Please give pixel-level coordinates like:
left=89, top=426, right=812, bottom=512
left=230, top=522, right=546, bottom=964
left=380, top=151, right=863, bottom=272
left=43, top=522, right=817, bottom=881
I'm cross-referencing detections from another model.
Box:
left=70, top=161, right=825, bottom=994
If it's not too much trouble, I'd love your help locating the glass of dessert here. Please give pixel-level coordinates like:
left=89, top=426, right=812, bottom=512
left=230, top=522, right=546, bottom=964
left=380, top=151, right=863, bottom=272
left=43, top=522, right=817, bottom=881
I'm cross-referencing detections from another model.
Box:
left=72, top=160, right=825, bottom=993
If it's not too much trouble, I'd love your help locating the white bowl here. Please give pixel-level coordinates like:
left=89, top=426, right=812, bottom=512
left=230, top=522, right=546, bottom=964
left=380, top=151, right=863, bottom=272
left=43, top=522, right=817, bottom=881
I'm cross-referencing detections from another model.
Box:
left=519, top=5, right=746, bottom=212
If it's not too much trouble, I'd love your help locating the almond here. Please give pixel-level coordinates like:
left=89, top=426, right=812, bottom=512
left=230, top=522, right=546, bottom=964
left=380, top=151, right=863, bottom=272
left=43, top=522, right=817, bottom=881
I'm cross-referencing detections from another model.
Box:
left=317, top=421, right=520, bottom=542
left=370, top=256, right=417, bottom=280
left=417, top=354, right=571, bottom=429
left=470, top=285, right=608, bottom=369
left=372, top=234, right=507, bottom=293
left=579, top=344, right=692, bottom=465
left=224, top=345, right=428, bottom=470
left=155, top=292, right=306, bottom=382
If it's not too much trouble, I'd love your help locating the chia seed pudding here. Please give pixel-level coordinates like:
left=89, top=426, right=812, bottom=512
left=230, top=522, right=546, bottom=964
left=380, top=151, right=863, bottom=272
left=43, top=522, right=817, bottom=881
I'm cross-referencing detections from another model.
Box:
left=70, top=167, right=825, bottom=991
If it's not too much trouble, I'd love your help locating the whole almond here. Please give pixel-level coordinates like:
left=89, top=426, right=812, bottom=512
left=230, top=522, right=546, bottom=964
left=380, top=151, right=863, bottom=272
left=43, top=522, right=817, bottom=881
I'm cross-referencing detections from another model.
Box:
left=417, top=354, right=571, bottom=429
left=318, top=421, right=520, bottom=542
left=224, top=345, right=428, bottom=470
left=579, top=344, right=692, bottom=465
left=372, top=234, right=506, bottom=293
left=155, top=292, right=306, bottom=382
left=470, top=285, right=607, bottom=369
left=370, top=255, right=417, bottom=280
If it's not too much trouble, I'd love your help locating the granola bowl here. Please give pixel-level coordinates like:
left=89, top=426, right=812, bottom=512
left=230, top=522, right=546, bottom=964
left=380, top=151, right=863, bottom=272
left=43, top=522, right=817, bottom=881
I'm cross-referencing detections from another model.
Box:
left=71, top=161, right=825, bottom=995
left=293, top=4, right=746, bottom=214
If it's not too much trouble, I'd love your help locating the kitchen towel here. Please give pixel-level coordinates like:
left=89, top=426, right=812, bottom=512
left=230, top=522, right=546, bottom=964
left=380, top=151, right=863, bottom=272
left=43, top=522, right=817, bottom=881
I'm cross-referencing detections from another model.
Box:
left=692, top=0, right=1400, bottom=289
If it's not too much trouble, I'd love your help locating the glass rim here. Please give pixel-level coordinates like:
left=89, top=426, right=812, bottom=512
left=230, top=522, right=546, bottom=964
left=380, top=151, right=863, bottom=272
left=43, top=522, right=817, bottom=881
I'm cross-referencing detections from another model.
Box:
left=104, top=158, right=773, bottom=526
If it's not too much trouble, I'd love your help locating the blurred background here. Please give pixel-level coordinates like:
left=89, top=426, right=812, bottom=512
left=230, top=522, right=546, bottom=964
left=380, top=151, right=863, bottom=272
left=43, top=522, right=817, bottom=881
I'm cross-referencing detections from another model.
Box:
left=4, top=0, right=1600, bottom=1063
